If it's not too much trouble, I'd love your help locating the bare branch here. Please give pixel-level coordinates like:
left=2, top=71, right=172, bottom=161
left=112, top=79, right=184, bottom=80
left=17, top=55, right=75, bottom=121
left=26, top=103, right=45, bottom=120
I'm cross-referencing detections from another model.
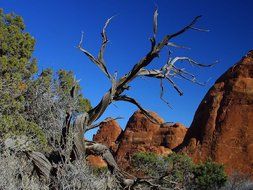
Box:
left=138, top=68, right=164, bottom=78
left=170, top=65, right=208, bottom=86
left=165, top=76, right=184, bottom=96
left=160, top=79, right=173, bottom=108
left=87, top=90, right=112, bottom=125
left=78, top=31, right=84, bottom=47
left=98, top=16, right=114, bottom=65
left=86, top=116, right=123, bottom=131
left=87, top=71, right=118, bottom=125
left=115, top=16, right=204, bottom=93
left=169, top=15, right=202, bottom=39
left=190, top=26, right=210, bottom=32
left=70, top=10, right=214, bottom=165
left=156, top=16, right=202, bottom=50
left=114, top=95, right=160, bottom=124
left=85, top=141, right=119, bottom=171
left=169, top=56, right=217, bottom=67
left=167, top=42, right=190, bottom=50
left=153, top=7, right=158, bottom=39
left=78, top=32, right=111, bottom=79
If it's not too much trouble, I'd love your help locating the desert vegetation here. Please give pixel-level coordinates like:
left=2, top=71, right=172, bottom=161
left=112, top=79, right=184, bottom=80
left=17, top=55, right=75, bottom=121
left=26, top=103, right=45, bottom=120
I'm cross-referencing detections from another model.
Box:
left=132, top=152, right=227, bottom=190
left=0, top=7, right=252, bottom=190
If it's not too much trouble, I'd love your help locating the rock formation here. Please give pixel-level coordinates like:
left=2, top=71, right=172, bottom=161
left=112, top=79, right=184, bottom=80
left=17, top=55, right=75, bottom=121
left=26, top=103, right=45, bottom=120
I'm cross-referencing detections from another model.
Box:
left=93, top=118, right=122, bottom=153
left=163, top=123, right=188, bottom=149
left=86, top=155, right=108, bottom=168
left=177, top=50, right=253, bottom=176
left=85, top=119, right=122, bottom=169
left=115, top=110, right=187, bottom=171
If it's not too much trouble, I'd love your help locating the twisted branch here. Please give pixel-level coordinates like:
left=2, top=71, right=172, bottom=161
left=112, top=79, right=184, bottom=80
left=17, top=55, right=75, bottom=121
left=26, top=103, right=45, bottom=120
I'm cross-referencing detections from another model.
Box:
left=64, top=9, right=214, bottom=176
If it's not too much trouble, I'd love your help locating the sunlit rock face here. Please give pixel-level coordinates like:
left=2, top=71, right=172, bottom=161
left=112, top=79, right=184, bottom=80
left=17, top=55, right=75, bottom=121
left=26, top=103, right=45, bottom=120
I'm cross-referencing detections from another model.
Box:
left=177, top=50, right=253, bottom=176
left=93, top=119, right=122, bottom=153
left=86, top=155, right=107, bottom=168
left=90, top=110, right=187, bottom=172
left=115, top=110, right=187, bottom=172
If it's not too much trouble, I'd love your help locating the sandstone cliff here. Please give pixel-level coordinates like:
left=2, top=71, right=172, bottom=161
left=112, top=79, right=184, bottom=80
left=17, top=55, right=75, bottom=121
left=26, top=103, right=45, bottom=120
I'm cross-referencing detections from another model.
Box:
left=177, top=50, right=253, bottom=176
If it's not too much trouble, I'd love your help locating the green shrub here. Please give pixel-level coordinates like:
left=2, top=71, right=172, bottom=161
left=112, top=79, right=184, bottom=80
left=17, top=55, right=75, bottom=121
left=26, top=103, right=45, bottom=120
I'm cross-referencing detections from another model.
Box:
left=131, top=152, right=227, bottom=189
left=132, top=152, right=169, bottom=177
left=0, top=114, right=48, bottom=151
left=192, top=159, right=227, bottom=190
left=92, top=166, right=109, bottom=176
left=0, top=9, right=91, bottom=152
left=164, top=153, right=195, bottom=185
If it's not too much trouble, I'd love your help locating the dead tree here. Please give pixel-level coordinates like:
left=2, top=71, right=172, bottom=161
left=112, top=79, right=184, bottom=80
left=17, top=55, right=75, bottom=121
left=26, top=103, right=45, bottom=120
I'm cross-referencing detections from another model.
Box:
left=62, top=8, right=214, bottom=188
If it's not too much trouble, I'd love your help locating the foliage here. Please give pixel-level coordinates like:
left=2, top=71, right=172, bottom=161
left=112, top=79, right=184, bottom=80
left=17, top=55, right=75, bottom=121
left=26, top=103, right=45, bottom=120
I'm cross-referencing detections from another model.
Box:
left=25, top=68, right=91, bottom=147
left=0, top=149, right=118, bottom=190
left=0, top=150, right=49, bottom=190
left=132, top=152, right=228, bottom=189
left=132, top=152, right=170, bottom=178
left=0, top=115, right=47, bottom=151
left=0, top=9, right=37, bottom=113
left=53, top=161, right=118, bottom=190
left=91, top=166, right=109, bottom=176
left=0, top=9, right=91, bottom=151
left=0, top=9, right=47, bottom=150
left=164, top=153, right=195, bottom=187
left=221, top=172, right=253, bottom=190
left=193, top=159, right=227, bottom=190
left=57, top=69, right=92, bottom=113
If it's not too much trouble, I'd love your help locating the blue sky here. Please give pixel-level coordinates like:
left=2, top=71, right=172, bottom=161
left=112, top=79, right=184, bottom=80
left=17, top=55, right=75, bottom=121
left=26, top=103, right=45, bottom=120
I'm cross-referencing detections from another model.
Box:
left=1, top=0, right=253, bottom=139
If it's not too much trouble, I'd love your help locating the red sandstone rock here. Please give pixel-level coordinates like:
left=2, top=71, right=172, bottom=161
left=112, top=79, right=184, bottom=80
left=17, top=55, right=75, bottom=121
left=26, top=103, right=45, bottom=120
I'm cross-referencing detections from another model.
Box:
left=116, top=110, right=186, bottom=171
left=93, top=118, right=122, bottom=152
left=163, top=123, right=188, bottom=150
left=86, top=155, right=107, bottom=168
left=178, top=50, right=253, bottom=177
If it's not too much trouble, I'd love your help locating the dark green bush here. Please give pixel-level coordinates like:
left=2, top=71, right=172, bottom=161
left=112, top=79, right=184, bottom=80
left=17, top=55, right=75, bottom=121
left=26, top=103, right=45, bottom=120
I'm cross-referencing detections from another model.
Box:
left=132, top=152, right=227, bottom=189
left=193, top=159, right=227, bottom=190
left=132, top=152, right=168, bottom=177
left=164, top=153, right=195, bottom=186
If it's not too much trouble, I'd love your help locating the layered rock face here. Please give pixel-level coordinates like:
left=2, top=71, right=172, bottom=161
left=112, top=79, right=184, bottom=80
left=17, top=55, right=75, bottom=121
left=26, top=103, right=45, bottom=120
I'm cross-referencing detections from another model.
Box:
left=115, top=110, right=187, bottom=171
left=178, top=51, right=253, bottom=176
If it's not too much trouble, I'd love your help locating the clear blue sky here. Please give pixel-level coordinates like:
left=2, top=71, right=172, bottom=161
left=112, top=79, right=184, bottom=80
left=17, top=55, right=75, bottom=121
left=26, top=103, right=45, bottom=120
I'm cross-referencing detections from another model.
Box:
left=1, top=0, right=253, bottom=139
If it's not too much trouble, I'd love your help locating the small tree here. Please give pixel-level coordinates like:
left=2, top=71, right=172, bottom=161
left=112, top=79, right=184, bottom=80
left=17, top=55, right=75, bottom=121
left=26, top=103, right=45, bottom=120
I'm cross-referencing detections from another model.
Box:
left=0, top=9, right=47, bottom=150
left=0, top=9, right=92, bottom=151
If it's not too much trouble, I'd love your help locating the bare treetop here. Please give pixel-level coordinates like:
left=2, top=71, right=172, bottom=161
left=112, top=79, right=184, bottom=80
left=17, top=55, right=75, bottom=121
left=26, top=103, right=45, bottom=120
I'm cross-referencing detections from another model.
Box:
left=57, top=10, right=217, bottom=189
left=77, top=8, right=214, bottom=127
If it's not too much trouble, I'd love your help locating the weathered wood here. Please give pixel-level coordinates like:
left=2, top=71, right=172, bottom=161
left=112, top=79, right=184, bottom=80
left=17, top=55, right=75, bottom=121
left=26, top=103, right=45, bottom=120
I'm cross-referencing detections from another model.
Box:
left=61, top=8, right=213, bottom=189
left=26, top=151, right=52, bottom=180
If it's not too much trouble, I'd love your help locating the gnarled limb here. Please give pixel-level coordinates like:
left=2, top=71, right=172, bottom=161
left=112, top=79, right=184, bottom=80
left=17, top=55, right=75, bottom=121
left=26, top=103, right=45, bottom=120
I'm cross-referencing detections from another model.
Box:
left=85, top=140, right=139, bottom=189
left=114, top=95, right=160, bottom=124
left=26, top=151, right=52, bottom=181
left=63, top=9, right=214, bottom=176
left=98, top=16, right=114, bottom=66
left=78, top=32, right=112, bottom=80
left=82, top=10, right=207, bottom=127
left=86, top=117, right=123, bottom=132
